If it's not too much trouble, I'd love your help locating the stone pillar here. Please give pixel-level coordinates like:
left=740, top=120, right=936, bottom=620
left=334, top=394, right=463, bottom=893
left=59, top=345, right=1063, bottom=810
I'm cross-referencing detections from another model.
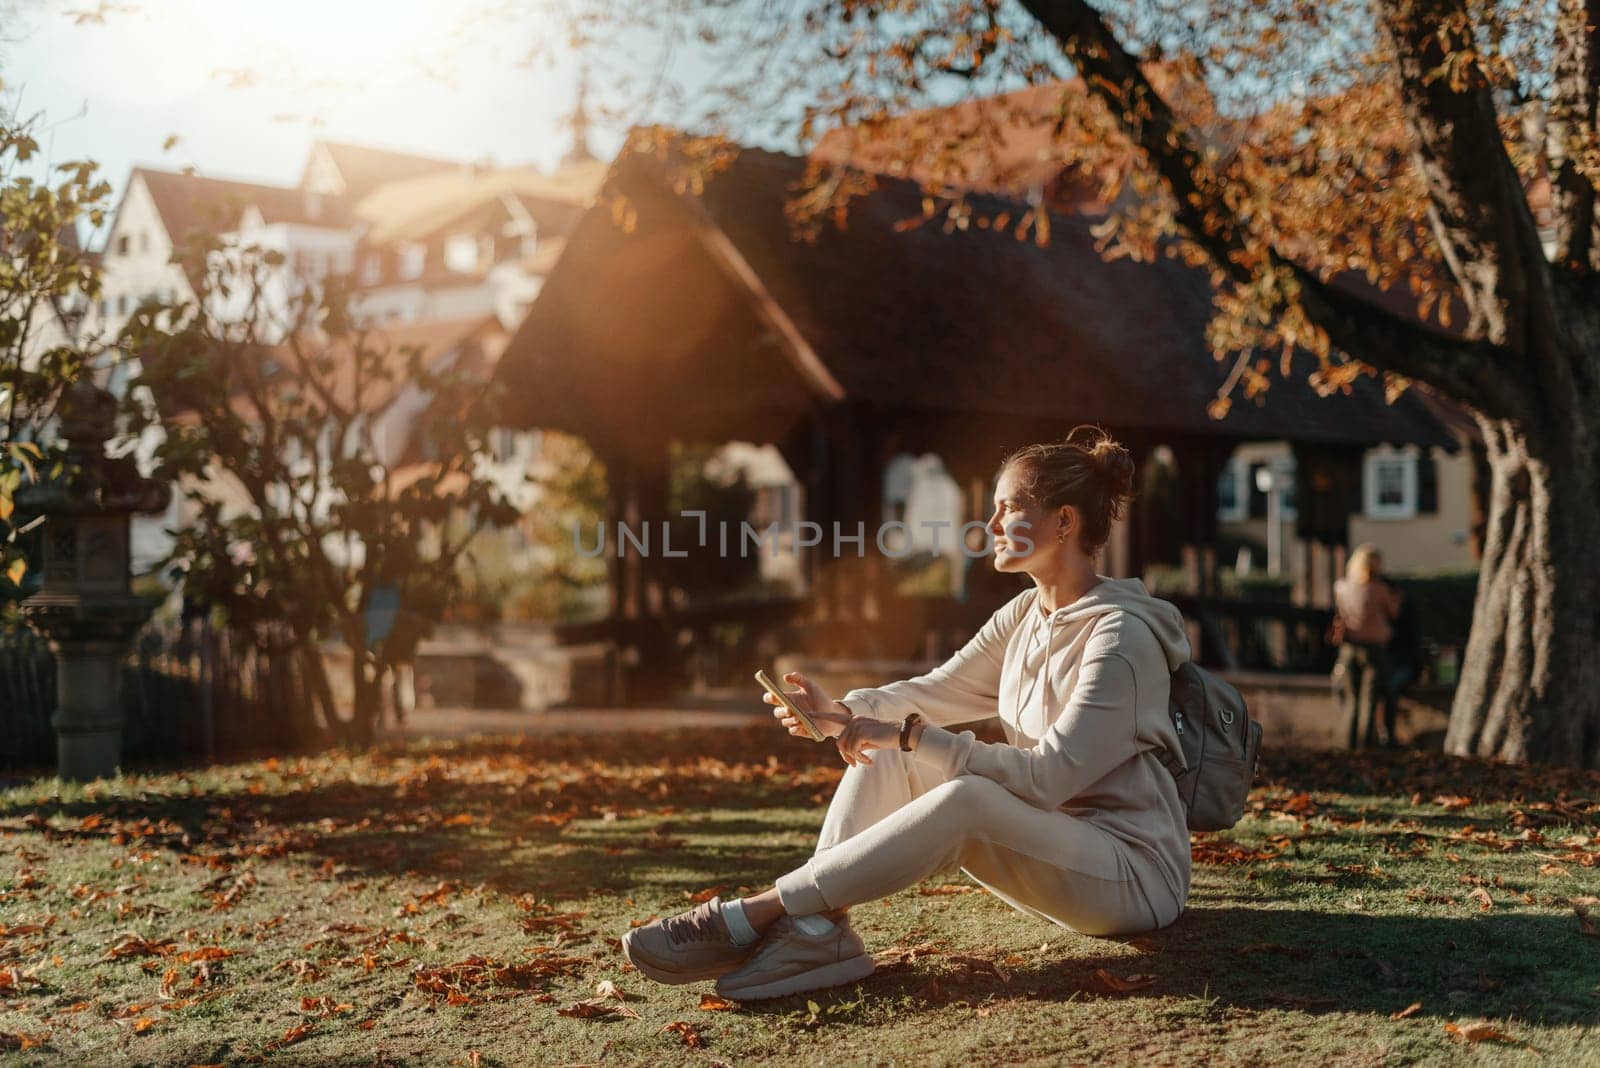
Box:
left=19, top=382, right=170, bottom=781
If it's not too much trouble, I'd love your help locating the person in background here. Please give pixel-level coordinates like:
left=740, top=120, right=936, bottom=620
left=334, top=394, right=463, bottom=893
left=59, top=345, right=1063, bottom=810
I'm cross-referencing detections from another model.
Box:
left=1378, top=574, right=1422, bottom=748
left=1332, top=545, right=1403, bottom=749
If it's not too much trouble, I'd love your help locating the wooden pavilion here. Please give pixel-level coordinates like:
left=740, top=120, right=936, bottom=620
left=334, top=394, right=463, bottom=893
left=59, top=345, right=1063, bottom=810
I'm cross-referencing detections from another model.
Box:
left=493, top=141, right=1457, bottom=702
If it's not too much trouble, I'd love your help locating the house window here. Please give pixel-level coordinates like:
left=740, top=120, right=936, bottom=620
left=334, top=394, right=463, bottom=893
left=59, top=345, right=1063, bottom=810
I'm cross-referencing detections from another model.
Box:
left=1216, top=457, right=1248, bottom=523
left=444, top=233, right=479, bottom=273
left=139, top=232, right=150, bottom=253
left=1364, top=448, right=1418, bottom=519
left=398, top=242, right=426, bottom=280
left=116, top=235, right=130, bottom=255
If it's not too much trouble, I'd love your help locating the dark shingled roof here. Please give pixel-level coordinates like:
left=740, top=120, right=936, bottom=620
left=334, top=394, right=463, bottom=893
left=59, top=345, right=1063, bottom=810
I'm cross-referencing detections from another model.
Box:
left=497, top=143, right=1457, bottom=453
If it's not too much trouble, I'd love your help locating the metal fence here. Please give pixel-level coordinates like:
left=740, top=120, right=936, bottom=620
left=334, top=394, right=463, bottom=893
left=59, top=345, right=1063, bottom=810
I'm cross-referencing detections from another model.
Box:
left=0, top=620, right=316, bottom=774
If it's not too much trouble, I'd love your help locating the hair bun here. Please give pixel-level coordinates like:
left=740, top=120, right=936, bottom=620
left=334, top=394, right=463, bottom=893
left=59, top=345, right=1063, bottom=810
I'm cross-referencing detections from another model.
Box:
left=1065, top=425, right=1135, bottom=500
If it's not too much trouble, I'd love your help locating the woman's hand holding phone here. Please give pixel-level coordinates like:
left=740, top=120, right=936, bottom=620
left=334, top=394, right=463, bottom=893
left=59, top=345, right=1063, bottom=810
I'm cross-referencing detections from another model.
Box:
left=762, top=671, right=903, bottom=767
left=763, top=671, right=851, bottom=741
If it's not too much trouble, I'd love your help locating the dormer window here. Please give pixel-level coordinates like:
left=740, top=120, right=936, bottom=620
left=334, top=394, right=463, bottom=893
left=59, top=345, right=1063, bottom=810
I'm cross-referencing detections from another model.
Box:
left=116, top=235, right=130, bottom=255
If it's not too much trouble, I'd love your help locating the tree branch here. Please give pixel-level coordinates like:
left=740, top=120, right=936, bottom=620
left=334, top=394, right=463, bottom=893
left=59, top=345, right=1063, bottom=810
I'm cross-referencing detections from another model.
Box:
left=1374, top=0, right=1553, bottom=347
left=1547, top=0, right=1599, bottom=271
left=1016, top=0, right=1520, bottom=419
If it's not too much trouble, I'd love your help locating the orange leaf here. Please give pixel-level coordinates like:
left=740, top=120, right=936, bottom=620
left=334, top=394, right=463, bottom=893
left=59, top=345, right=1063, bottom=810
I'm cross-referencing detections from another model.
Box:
left=659, top=1020, right=704, bottom=1049
left=1467, top=887, right=1493, bottom=912
left=698, top=993, right=737, bottom=1011
left=1444, top=1021, right=1515, bottom=1043
left=1089, top=968, right=1157, bottom=993
left=269, top=1021, right=316, bottom=1049
left=1391, top=1002, right=1423, bottom=1019
left=686, top=885, right=727, bottom=904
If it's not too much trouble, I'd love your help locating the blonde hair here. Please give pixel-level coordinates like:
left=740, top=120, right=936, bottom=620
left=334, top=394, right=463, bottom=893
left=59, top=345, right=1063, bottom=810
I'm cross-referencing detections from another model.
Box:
left=1347, top=543, right=1382, bottom=583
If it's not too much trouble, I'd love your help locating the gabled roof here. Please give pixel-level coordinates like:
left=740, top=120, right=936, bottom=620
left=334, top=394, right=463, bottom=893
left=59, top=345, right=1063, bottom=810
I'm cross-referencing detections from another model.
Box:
left=809, top=65, right=1227, bottom=212
left=133, top=167, right=349, bottom=247
left=306, top=141, right=460, bottom=203
left=496, top=141, right=1458, bottom=456
left=355, top=161, right=606, bottom=246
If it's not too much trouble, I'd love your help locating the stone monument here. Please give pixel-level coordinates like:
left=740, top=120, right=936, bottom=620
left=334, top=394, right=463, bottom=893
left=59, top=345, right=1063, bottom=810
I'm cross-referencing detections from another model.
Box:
left=18, top=380, right=170, bottom=781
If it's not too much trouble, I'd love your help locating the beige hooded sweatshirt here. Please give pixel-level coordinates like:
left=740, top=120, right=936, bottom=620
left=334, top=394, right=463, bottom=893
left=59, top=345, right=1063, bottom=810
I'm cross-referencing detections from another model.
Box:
left=836, top=575, right=1194, bottom=916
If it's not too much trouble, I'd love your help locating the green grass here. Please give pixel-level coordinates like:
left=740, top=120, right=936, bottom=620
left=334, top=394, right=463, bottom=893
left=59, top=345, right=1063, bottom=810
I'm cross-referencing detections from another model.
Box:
left=0, top=729, right=1596, bottom=1066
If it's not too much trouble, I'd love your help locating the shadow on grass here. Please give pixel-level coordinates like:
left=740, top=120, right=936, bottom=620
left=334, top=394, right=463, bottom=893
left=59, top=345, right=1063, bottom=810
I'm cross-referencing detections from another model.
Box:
left=736, top=906, right=1600, bottom=1029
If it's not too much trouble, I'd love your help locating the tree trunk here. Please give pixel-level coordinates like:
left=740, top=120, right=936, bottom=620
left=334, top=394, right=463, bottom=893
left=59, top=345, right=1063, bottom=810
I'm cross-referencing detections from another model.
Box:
left=299, top=644, right=351, bottom=744
left=347, top=654, right=381, bottom=748
left=1444, top=413, right=1600, bottom=767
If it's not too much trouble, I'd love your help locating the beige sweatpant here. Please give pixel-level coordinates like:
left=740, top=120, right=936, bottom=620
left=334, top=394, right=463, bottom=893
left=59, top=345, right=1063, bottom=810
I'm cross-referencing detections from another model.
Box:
left=773, top=748, right=1179, bottom=937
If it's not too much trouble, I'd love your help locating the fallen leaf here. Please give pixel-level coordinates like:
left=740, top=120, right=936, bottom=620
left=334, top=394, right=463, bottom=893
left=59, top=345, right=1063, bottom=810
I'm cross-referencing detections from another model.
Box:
left=1538, top=864, right=1570, bottom=877
left=698, top=993, right=736, bottom=1011
left=686, top=886, right=727, bottom=904
left=1391, top=1002, right=1423, bottom=1019
left=557, top=996, right=639, bottom=1020
left=266, top=1021, right=316, bottom=1050
left=1089, top=968, right=1157, bottom=993
left=659, top=1020, right=704, bottom=1048
left=594, top=979, right=627, bottom=1001
left=948, top=955, right=1011, bottom=983
left=1444, top=1021, right=1515, bottom=1044
left=918, top=883, right=976, bottom=896
left=1467, top=887, right=1494, bottom=912
left=1576, top=902, right=1599, bottom=938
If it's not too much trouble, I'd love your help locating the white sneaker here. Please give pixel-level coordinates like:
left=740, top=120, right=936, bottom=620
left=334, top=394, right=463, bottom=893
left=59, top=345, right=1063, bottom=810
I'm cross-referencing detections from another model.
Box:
left=713, top=914, right=875, bottom=1000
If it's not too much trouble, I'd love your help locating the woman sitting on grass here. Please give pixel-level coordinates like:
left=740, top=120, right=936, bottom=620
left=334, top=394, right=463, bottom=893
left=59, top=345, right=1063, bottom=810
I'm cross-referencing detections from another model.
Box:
left=623, top=426, right=1193, bottom=1001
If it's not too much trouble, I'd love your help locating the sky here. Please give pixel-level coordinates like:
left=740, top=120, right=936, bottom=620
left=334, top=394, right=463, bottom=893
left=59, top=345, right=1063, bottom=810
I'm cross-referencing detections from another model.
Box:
left=1, top=0, right=624, bottom=219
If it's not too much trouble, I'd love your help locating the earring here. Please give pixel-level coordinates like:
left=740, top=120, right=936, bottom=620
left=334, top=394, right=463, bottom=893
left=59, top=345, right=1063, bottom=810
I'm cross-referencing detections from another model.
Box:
left=1057, top=529, right=1066, bottom=543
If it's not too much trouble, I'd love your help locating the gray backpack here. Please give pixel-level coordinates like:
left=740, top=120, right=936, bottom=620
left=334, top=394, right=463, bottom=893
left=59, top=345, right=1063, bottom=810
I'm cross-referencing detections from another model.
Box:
left=1159, top=662, right=1262, bottom=831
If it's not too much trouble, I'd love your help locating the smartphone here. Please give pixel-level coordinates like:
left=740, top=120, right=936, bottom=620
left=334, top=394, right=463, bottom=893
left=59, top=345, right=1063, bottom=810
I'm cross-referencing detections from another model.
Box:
left=755, top=669, right=826, bottom=742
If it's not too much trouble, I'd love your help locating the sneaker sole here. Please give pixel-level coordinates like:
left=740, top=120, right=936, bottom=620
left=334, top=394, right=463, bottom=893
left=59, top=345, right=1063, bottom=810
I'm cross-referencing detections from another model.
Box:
left=716, top=953, right=876, bottom=1001
left=621, top=928, right=738, bottom=986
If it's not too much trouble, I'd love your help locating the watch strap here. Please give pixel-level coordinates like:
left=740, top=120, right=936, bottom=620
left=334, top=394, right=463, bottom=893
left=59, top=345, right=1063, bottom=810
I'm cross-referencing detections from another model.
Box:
left=899, top=712, right=924, bottom=751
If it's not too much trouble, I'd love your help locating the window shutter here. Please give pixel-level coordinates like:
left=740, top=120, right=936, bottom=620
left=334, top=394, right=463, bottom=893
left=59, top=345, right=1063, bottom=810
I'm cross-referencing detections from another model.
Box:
left=1248, top=463, right=1268, bottom=519
left=1417, top=451, right=1438, bottom=514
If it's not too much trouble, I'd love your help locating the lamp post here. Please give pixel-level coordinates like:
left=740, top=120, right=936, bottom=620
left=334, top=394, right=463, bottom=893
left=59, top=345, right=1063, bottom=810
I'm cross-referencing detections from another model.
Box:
left=17, top=380, right=170, bottom=781
left=1254, top=463, right=1283, bottom=578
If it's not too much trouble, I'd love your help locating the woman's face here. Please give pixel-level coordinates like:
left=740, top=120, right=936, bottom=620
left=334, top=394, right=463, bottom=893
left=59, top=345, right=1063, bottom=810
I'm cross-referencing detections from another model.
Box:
left=986, top=465, right=1067, bottom=573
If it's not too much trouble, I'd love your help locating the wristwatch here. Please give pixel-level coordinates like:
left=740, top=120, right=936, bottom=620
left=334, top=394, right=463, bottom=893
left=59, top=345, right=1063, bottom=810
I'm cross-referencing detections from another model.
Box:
left=899, top=712, right=924, bottom=751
